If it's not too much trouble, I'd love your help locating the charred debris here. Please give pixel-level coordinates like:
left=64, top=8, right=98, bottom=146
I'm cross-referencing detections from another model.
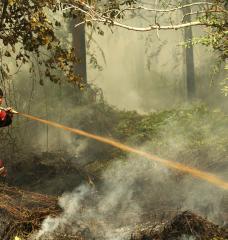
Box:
left=0, top=183, right=227, bottom=240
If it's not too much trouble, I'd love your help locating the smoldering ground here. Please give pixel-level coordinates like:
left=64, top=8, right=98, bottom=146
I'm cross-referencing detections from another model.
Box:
left=33, top=158, right=226, bottom=240
left=32, top=110, right=227, bottom=239
left=2, top=63, right=227, bottom=240
left=2, top=80, right=227, bottom=238
left=2, top=70, right=227, bottom=237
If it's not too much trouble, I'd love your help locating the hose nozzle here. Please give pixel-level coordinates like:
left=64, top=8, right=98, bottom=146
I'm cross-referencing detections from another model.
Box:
left=0, top=107, right=18, bottom=114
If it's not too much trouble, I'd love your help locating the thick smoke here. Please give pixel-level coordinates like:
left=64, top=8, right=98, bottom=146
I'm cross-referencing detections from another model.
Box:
left=33, top=135, right=226, bottom=239
left=33, top=166, right=142, bottom=239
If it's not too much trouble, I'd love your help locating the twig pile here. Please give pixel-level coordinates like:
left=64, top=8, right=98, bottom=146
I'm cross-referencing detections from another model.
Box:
left=0, top=183, right=61, bottom=239
left=160, top=211, right=227, bottom=239
left=0, top=183, right=227, bottom=240
left=131, top=211, right=228, bottom=240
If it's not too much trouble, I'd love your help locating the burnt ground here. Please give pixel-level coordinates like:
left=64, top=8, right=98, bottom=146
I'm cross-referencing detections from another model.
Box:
left=131, top=211, right=228, bottom=240
left=0, top=149, right=227, bottom=240
left=0, top=183, right=60, bottom=240
left=0, top=183, right=227, bottom=240
left=4, top=151, right=99, bottom=195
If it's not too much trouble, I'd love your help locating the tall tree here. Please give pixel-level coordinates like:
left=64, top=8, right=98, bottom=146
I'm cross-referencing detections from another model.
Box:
left=182, top=0, right=196, bottom=100
left=71, top=16, right=87, bottom=84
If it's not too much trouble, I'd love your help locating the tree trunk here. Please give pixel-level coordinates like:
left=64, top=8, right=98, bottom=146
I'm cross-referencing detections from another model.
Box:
left=70, top=16, right=87, bottom=84
left=182, top=0, right=196, bottom=100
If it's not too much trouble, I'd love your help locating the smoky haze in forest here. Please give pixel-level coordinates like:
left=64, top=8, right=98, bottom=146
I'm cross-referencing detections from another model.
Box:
left=87, top=15, right=227, bottom=112
left=3, top=6, right=226, bottom=151
left=0, top=8, right=227, bottom=240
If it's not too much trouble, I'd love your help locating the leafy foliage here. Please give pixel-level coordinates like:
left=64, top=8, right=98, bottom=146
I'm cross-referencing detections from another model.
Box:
left=190, top=0, right=228, bottom=61
left=115, top=105, right=227, bottom=148
left=61, top=103, right=228, bottom=173
left=0, top=0, right=81, bottom=85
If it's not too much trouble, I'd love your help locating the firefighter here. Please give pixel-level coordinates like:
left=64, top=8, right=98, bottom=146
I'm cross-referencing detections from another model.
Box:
left=0, top=88, right=14, bottom=176
left=0, top=89, right=13, bottom=127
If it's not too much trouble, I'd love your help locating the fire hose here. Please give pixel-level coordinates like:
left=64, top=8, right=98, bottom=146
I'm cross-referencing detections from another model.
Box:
left=0, top=107, right=227, bottom=190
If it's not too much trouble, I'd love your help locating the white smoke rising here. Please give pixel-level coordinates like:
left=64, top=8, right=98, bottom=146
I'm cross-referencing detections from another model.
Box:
left=33, top=155, right=165, bottom=239
left=34, top=182, right=137, bottom=240
left=33, top=121, right=226, bottom=239
left=34, top=185, right=90, bottom=239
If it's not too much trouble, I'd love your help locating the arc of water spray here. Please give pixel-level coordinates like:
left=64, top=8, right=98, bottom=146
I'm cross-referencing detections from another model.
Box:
left=19, top=112, right=228, bottom=190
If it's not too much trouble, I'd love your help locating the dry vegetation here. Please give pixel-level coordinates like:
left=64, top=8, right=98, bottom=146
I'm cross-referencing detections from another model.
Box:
left=0, top=183, right=227, bottom=239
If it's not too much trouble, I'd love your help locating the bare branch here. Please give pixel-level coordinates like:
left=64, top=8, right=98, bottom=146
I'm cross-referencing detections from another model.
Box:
left=79, top=19, right=204, bottom=31
left=113, top=1, right=213, bottom=17
left=63, top=1, right=225, bottom=33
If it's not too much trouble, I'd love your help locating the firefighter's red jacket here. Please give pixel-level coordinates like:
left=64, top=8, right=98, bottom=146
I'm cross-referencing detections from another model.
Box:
left=0, top=110, right=12, bottom=127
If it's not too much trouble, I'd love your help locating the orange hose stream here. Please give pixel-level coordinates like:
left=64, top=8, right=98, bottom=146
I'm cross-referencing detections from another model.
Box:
left=19, top=112, right=228, bottom=190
